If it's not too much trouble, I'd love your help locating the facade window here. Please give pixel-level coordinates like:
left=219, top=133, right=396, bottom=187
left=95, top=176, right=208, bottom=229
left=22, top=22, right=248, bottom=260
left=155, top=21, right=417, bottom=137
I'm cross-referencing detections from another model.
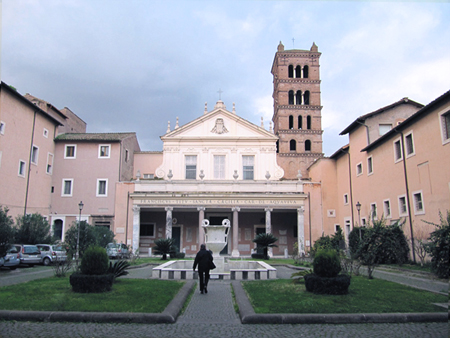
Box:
left=185, top=155, right=197, bottom=179
left=440, top=110, right=450, bottom=144
left=46, top=153, right=54, bottom=174
left=405, top=132, right=415, bottom=157
left=304, top=91, right=310, bottom=105
left=43, top=128, right=49, bottom=138
left=383, top=199, right=391, bottom=218
left=398, top=195, right=408, bottom=216
left=62, top=179, right=73, bottom=196
left=242, top=155, right=254, bottom=180
left=393, top=139, right=403, bottom=162
left=379, top=124, right=392, bottom=136
left=361, top=218, right=367, bottom=227
left=356, top=163, right=363, bottom=176
left=140, top=222, right=155, bottom=237
left=214, top=155, right=225, bottom=179
left=343, top=194, right=349, bottom=205
left=289, top=115, right=294, bottom=129
left=288, top=65, right=294, bottom=78
left=65, top=145, right=76, bottom=159
left=370, top=203, right=377, bottom=220
left=290, top=140, right=296, bottom=151
left=305, top=140, right=311, bottom=151
left=97, top=179, right=108, bottom=197
left=413, top=191, right=424, bottom=214
left=295, top=65, right=301, bottom=78
left=125, top=149, right=129, bottom=162
left=18, top=160, right=26, bottom=177
left=298, top=115, right=302, bottom=129
left=143, top=173, right=154, bottom=179
left=307, top=115, right=311, bottom=129
left=295, top=91, right=302, bottom=105
left=303, top=65, right=309, bottom=78
left=0, top=121, right=5, bottom=135
left=31, top=145, right=39, bottom=165
left=288, top=90, right=294, bottom=105
left=367, top=156, right=373, bottom=175
left=99, top=144, right=111, bottom=158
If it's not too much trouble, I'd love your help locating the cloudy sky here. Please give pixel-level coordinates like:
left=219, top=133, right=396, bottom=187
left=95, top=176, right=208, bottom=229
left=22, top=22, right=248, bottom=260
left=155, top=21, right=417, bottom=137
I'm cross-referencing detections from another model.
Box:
left=2, top=0, right=449, bottom=156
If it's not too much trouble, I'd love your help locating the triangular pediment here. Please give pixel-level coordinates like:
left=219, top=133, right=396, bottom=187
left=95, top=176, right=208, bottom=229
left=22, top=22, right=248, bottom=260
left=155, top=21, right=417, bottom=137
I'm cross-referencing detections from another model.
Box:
left=161, top=102, right=276, bottom=142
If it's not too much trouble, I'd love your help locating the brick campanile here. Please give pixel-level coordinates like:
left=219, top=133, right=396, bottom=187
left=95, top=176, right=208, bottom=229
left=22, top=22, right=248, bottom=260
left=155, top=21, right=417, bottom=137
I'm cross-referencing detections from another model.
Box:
left=272, top=41, right=323, bottom=179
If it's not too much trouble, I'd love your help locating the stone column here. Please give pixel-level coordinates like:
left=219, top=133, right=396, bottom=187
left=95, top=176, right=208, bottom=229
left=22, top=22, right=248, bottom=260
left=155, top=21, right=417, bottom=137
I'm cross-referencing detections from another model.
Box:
left=297, top=206, right=305, bottom=256
left=265, top=207, right=273, bottom=257
left=165, top=207, right=173, bottom=239
left=132, top=206, right=140, bottom=253
left=197, top=206, right=205, bottom=247
left=231, top=207, right=240, bottom=257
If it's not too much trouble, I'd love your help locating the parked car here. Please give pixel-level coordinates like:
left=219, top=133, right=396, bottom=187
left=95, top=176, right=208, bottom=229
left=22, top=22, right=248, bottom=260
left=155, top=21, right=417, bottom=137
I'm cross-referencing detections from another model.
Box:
left=0, top=246, right=21, bottom=270
left=13, top=244, right=42, bottom=266
left=36, top=244, right=67, bottom=266
left=106, top=243, right=130, bottom=259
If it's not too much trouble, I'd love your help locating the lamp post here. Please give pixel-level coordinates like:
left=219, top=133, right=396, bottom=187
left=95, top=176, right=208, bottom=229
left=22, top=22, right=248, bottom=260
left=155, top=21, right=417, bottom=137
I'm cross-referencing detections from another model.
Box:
left=76, top=201, right=84, bottom=261
left=356, top=201, right=362, bottom=239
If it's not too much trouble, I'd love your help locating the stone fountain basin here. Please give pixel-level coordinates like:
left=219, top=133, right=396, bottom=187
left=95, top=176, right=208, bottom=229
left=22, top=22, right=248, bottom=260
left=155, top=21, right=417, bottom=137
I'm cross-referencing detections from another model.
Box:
left=152, top=260, right=277, bottom=280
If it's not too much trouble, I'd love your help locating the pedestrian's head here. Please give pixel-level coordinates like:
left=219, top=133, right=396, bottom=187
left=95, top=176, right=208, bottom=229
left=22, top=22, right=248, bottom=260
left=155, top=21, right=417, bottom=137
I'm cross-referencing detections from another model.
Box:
left=200, top=244, right=206, bottom=250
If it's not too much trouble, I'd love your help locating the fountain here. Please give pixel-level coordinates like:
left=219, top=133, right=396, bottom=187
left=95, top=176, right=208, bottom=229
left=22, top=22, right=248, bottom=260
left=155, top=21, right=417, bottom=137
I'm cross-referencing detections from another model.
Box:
left=152, top=218, right=277, bottom=280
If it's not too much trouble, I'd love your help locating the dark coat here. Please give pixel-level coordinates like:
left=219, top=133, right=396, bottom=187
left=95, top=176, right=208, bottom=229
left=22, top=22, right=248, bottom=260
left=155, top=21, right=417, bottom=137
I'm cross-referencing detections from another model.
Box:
left=193, top=248, right=213, bottom=271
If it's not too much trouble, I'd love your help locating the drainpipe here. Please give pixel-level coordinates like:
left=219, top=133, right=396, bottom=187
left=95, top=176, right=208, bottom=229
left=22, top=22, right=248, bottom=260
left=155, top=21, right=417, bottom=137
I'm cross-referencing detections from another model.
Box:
left=24, top=111, right=37, bottom=215
left=125, top=191, right=130, bottom=245
left=347, top=150, right=354, bottom=232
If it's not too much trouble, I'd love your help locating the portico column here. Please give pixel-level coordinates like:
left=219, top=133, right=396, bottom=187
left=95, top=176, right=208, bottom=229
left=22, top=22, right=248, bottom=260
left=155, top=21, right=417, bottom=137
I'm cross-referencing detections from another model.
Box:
left=132, top=206, right=140, bottom=253
left=231, top=207, right=240, bottom=257
left=297, top=206, right=305, bottom=256
left=165, top=207, right=173, bottom=239
left=265, top=207, right=273, bottom=257
left=197, top=206, right=205, bottom=247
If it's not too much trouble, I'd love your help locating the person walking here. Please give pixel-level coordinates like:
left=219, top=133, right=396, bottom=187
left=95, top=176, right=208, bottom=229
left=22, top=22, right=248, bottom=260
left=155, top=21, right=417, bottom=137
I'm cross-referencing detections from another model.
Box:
left=193, top=244, right=214, bottom=294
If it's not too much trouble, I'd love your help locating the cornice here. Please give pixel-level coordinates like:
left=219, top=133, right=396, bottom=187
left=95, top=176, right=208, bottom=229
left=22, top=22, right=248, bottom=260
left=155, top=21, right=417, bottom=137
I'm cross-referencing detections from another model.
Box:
left=278, top=129, right=324, bottom=135
left=275, top=105, right=323, bottom=111
left=278, top=152, right=324, bottom=158
left=275, top=79, right=321, bottom=85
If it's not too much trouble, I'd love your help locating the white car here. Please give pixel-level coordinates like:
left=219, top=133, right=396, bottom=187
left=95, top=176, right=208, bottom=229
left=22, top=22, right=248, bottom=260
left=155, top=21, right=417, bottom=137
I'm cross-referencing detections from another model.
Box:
left=0, top=246, right=21, bottom=270
left=36, top=244, right=68, bottom=266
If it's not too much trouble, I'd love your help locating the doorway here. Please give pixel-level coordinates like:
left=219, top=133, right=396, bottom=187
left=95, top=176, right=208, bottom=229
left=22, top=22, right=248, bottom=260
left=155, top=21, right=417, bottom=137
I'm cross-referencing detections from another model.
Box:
left=172, top=226, right=181, bottom=253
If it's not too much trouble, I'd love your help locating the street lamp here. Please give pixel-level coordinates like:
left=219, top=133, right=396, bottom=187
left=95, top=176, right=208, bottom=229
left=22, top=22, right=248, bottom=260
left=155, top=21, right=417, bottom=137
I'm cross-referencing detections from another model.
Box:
left=76, top=201, right=84, bottom=261
left=356, top=201, right=362, bottom=239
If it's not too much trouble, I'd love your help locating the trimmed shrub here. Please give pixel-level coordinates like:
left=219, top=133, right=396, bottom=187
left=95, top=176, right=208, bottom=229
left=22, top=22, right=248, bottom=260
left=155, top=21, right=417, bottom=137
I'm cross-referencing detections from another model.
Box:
left=424, top=211, right=450, bottom=279
left=313, top=249, right=341, bottom=278
left=304, top=274, right=351, bottom=295
left=70, top=273, right=114, bottom=293
left=80, top=246, right=109, bottom=275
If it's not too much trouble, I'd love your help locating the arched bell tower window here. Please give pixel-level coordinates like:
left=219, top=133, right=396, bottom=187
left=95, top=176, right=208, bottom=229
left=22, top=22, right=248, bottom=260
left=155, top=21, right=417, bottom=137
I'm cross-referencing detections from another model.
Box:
left=276, top=140, right=279, bottom=153
left=295, top=65, right=301, bottom=78
left=289, top=115, right=294, bottom=129
left=305, top=140, right=311, bottom=151
left=303, top=65, right=309, bottom=78
left=288, top=90, right=294, bottom=105
left=304, top=91, right=310, bottom=105
left=290, top=139, right=297, bottom=151
left=295, top=91, right=302, bottom=105
left=298, top=115, right=302, bottom=129
left=288, top=65, right=294, bottom=78
left=307, top=115, right=312, bottom=130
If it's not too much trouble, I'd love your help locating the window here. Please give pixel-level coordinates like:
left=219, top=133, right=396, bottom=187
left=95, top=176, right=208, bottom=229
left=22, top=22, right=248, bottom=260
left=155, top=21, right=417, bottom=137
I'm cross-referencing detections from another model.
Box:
left=65, top=145, right=76, bottom=159
left=143, top=173, right=154, bottom=179
left=298, top=115, right=302, bottom=129
left=393, top=139, right=403, bottom=162
left=185, top=155, right=197, bottom=179
left=288, top=90, right=294, bottom=105
left=307, top=115, right=311, bottom=129
left=43, top=128, right=49, bottom=138
left=31, top=145, right=39, bottom=165
left=290, top=139, right=296, bottom=151
left=405, top=132, right=415, bottom=157
left=289, top=115, right=294, bottom=129
left=379, top=124, right=392, bottom=136
left=383, top=199, right=391, bottom=218
left=335, top=225, right=341, bottom=232
left=46, top=153, right=54, bottom=174
left=140, top=222, right=155, bottom=237
left=304, top=91, right=310, bottom=105
left=305, top=140, right=311, bottom=151
left=288, top=65, right=294, bottom=78
left=398, top=195, right=408, bottom=216
left=99, top=144, right=110, bottom=158
left=97, top=179, right=108, bottom=197
left=303, top=65, right=309, bottom=78
left=214, top=155, right=225, bottom=179
left=62, top=179, right=73, bottom=196
left=0, top=121, right=5, bottom=135
left=295, top=65, right=301, bottom=78
left=361, top=218, right=367, bottom=227
left=367, top=156, right=373, bottom=175
left=295, top=91, right=302, bottom=105
left=356, top=163, right=363, bottom=176
left=125, top=149, right=129, bottom=162
left=18, top=160, right=26, bottom=177
left=343, top=194, right=349, bottom=205
left=243, top=155, right=254, bottom=180
left=440, top=110, right=450, bottom=144
left=413, top=191, right=424, bottom=214
left=370, top=203, right=377, bottom=220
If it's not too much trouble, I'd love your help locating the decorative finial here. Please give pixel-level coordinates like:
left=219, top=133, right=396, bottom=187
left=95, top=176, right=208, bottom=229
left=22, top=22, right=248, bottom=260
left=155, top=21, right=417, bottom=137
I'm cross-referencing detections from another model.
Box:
left=265, top=171, right=271, bottom=180
left=199, top=170, right=205, bottom=180
left=232, top=103, right=236, bottom=114
left=204, top=102, right=208, bottom=114
left=167, top=169, right=173, bottom=180
left=233, top=170, right=239, bottom=180
left=297, top=170, right=302, bottom=180
left=166, top=121, right=170, bottom=133
left=261, top=117, right=264, bottom=128
left=270, top=121, right=273, bottom=132
left=136, top=170, right=141, bottom=181
left=217, top=88, right=223, bottom=100
left=175, top=117, right=179, bottom=129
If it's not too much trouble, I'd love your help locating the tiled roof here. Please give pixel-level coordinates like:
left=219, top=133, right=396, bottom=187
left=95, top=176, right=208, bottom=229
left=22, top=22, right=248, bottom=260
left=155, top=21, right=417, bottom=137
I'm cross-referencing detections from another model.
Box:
left=55, top=132, right=136, bottom=142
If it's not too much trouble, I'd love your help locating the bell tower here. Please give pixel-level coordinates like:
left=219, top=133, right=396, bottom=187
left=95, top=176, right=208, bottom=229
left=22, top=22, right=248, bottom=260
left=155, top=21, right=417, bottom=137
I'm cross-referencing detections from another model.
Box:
left=272, top=41, right=323, bottom=179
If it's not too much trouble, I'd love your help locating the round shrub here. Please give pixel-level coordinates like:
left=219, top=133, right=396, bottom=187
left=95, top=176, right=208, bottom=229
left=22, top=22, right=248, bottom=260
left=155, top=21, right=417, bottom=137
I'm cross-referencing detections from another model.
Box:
left=313, top=249, right=341, bottom=278
left=304, top=274, right=351, bottom=295
left=80, top=245, right=109, bottom=275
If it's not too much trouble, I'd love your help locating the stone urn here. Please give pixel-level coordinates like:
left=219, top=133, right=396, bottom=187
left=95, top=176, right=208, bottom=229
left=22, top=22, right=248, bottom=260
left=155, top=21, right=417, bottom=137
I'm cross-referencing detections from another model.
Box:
left=202, top=219, right=230, bottom=258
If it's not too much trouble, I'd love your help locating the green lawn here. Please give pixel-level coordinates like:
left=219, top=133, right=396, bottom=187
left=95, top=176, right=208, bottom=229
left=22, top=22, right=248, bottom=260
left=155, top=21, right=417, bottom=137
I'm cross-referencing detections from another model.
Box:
left=242, top=277, right=447, bottom=314
left=0, top=277, right=184, bottom=313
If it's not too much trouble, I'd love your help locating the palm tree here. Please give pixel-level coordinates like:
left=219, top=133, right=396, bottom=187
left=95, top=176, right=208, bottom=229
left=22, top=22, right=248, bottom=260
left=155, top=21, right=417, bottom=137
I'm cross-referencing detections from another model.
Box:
left=253, top=233, right=278, bottom=260
left=153, top=238, right=176, bottom=260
